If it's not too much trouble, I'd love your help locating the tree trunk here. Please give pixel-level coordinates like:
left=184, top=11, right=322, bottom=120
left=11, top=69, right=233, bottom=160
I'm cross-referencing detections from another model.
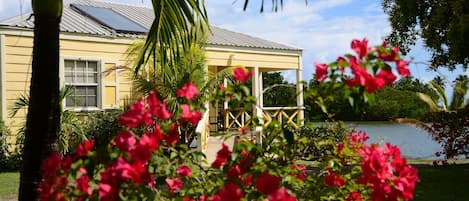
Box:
left=18, top=14, right=61, bottom=201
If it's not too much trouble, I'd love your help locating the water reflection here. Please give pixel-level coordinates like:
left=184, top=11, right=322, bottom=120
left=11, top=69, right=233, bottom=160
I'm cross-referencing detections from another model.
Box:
left=344, top=122, right=442, bottom=159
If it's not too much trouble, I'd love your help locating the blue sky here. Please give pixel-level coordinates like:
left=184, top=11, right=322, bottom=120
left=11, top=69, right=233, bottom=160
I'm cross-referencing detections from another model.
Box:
left=0, top=0, right=466, bottom=84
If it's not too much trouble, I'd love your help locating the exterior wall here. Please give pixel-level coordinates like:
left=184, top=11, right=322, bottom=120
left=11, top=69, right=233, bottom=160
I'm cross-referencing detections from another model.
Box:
left=2, top=34, right=134, bottom=138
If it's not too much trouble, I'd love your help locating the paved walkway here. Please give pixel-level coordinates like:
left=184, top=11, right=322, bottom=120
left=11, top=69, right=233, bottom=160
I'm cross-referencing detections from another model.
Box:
left=204, top=136, right=235, bottom=165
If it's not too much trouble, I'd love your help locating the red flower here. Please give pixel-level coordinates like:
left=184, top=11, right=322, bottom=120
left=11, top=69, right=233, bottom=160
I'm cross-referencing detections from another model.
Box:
left=114, top=131, right=136, bottom=152
left=211, top=143, right=232, bottom=169
left=129, top=133, right=159, bottom=163
left=351, top=38, right=369, bottom=59
left=233, top=67, right=252, bottom=83
left=165, top=123, right=180, bottom=146
left=177, top=81, right=199, bottom=100
left=325, top=170, right=345, bottom=187
left=346, top=192, right=363, bottom=201
left=76, top=175, right=92, bottom=195
left=292, top=164, right=307, bottom=181
left=378, top=46, right=399, bottom=61
left=166, top=177, right=183, bottom=193
left=41, top=153, right=62, bottom=179
left=177, top=165, right=192, bottom=177
left=217, top=182, right=243, bottom=201
left=255, top=171, right=281, bottom=194
left=337, top=142, right=345, bottom=154
left=376, top=69, right=397, bottom=86
left=314, top=62, right=328, bottom=82
left=147, top=92, right=172, bottom=120
left=396, top=59, right=411, bottom=76
left=268, top=188, right=297, bottom=201
left=180, top=104, right=202, bottom=125
left=119, top=99, right=153, bottom=128
left=75, top=139, right=94, bottom=158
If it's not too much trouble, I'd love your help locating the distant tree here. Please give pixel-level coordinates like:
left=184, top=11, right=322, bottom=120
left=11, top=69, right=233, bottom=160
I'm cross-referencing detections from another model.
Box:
left=382, top=0, right=469, bottom=70
left=262, top=72, right=296, bottom=107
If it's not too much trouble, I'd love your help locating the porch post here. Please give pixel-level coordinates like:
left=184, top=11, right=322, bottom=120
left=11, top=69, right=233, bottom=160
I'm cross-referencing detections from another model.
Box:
left=252, top=66, right=263, bottom=143
left=296, top=59, right=304, bottom=126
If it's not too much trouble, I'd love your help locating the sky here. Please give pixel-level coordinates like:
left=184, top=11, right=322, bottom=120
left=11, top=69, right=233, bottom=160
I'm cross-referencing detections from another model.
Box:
left=0, top=0, right=465, bottom=84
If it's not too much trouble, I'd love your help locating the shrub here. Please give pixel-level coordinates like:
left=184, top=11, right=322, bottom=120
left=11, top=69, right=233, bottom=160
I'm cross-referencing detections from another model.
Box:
left=0, top=121, right=22, bottom=172
left=84, top=109, right=124, bottom=150
left=428, top=108, right=469, bottom=159
left=296, top=122, right=349, bottom=161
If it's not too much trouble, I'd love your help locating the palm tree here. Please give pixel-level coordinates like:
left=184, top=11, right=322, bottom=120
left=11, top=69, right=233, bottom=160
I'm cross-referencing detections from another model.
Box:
left=19, top=1, right=63, bottom=200
left=417, top=76, right=469, bottom=112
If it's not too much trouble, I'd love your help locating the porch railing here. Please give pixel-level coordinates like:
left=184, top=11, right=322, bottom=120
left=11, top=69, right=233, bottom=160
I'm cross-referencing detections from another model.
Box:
left=262, top=107, right=301, bottom=129
left=222, top=107, right=302, bottom=130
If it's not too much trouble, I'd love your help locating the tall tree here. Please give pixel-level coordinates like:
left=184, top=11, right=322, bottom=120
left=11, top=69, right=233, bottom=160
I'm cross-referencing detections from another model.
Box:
left=382, top=0, right=469, bottom=70
left=19, top=0, right=63, bottom=200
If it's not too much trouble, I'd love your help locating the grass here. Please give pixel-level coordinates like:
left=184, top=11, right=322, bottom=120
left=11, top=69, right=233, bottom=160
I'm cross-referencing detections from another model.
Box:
left=0, top=164, right=468, bottom=200
left=414, top=163, right=469, bottom=201
left=0, top=172, right=19, bottom=201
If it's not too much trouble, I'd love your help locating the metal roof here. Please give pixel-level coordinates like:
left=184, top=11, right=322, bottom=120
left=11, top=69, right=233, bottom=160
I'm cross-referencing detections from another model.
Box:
left=0, top=0, right=301, bottom=51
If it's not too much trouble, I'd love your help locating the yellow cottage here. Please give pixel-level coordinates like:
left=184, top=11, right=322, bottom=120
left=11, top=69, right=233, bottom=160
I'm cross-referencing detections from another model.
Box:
left=0, top=0, right=303, bottom=153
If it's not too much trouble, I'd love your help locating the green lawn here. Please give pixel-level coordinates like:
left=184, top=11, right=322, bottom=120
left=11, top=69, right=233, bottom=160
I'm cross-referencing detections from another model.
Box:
left=414, top=164, right=469, bottom=201
left=0, top=172, right=19, bottom=201
left=1, top=164, right=468, bottom=200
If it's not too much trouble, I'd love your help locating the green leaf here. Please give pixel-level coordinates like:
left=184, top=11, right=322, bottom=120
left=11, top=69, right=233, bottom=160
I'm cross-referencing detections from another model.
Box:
left=282, top=127, right=294, bottom=145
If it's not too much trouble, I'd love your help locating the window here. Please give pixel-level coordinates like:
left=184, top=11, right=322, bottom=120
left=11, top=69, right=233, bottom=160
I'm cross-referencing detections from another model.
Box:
left=64, top=60, right=99, bottom=108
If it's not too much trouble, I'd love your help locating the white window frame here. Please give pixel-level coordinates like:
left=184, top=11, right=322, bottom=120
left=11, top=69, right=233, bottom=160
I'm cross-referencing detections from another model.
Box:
left=60, top=56, right=102, bottom=111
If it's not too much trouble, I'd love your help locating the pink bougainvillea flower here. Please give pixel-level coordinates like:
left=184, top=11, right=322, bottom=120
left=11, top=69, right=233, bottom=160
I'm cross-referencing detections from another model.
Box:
left=347, top=56, right=373, bottom=88
left=41, top=152, right=62, bottom=180
left=268, top=188, right=297, bottom=201
left=337, top=141, right=345, bottom=154
left=165, top=123, right=180, bottom=146
left=233, top=67, right=252, bottom=83
left=336, top=56, right=347, bottom=71
left=376, top=69, right=397, bottom=86
left=177, top=81, right=199, bottom=100
left=180, top=104, right=202, bottom=125
left=166, top=177, right=183, bottom=193
left=75, top=139, right=94, bottom=158
left=292, top=164, right=307, bottom=181
left=177, top=165, right=192, bottom=177
left=211, top=143, right=232, bottom=169
left=217, top=182, right=243, bottom=201
left=114, top=130, right=136, bottom=152
left=396, top=59, right=411, bottom=76
left=129, top=133, right=159, bottom=163
left=347, top=131, right=369, bottom=148
left=351, top=38, right=369, bottom=59
left=119, top=99, right=153, bottom=128
left=325, top=170, right=345, bottom=187
left=255, top=171, right=282, bottom=194
left=147, top=92, right=172, bottom=120
left=379, top=46, right=399, bottom=61
left=346, top=192, right=363, bottom=201
left=76, top=175, right=92, bottom=195
left=314, top=62, right=328, bottom=82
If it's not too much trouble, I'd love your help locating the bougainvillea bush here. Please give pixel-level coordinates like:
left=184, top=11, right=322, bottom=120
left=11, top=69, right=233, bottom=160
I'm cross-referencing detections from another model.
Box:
left=38, top=39, right=419, bottom=201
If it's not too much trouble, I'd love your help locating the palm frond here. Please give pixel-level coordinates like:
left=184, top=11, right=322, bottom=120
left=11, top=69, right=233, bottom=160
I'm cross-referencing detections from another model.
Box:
left=417, top=92, right=440, bottom=112
left=449, top=78, right=468, bottom=110
left=428, top=80, right=448, bottom=110
left=134, top=0, right=208, bottom=76
left=9, top=94, right=30, bottom=118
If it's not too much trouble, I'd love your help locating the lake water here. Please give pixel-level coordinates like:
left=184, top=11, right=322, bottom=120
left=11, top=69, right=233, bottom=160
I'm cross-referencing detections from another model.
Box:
left=344, top=122, right=442, bottom=159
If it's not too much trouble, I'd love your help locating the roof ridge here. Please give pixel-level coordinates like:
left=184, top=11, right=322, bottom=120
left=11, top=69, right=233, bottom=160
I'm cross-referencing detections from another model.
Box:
left=71, top=0, right=152, bottom=9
